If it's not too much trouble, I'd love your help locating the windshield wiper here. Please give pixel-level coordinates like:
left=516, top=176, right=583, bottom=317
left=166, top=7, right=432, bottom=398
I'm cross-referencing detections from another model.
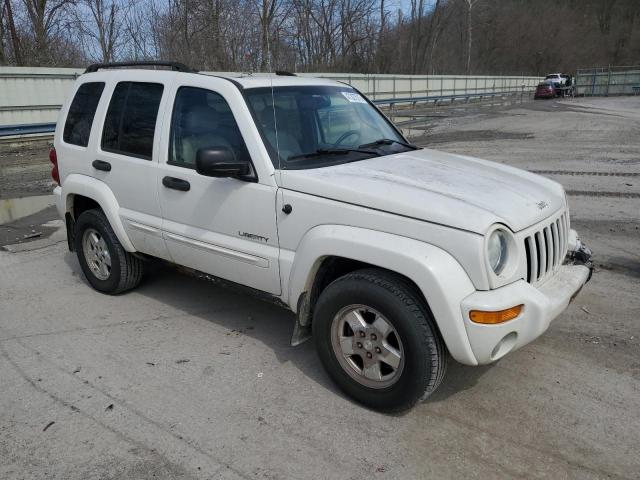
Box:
left=287, top=148, right=378, bottom=161
left=358, top=138, right=419, bottom=150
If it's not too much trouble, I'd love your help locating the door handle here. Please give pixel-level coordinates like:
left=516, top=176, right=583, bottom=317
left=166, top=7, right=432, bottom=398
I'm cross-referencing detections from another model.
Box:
left=92, top=160, right=111, bottom=172
left=162, top=176, right=190, bottom=192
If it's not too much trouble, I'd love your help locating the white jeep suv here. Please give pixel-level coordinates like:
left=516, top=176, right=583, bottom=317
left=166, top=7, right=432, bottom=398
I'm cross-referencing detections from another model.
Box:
left=51, top=62, right=592, bottom=411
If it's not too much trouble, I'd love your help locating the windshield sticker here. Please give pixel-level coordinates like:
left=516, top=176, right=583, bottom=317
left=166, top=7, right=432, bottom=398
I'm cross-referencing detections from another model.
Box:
left=342, top=92, right=367, bottom=104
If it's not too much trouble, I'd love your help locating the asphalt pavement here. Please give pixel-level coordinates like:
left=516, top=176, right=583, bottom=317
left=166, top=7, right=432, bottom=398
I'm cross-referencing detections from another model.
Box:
left=1, top=96, right=638, bottom=479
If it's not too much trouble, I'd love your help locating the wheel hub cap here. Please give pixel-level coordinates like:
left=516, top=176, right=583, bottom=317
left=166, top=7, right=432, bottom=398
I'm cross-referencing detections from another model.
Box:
left=331, top=305, right=404, bottom=389
left=82, top=228, right=112, bottom=281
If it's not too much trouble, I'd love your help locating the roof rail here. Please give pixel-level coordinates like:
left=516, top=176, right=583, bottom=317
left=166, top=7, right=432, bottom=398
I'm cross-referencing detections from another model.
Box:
left=275, top=70, right=296, bottom=76
left=85, top=61, right=194, bottom=74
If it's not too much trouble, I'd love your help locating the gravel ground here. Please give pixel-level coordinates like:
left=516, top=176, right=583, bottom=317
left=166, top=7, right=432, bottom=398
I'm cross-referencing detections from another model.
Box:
left=0, top=96, right=639, bottom=479
left=0, top=143, right=54, bottom=200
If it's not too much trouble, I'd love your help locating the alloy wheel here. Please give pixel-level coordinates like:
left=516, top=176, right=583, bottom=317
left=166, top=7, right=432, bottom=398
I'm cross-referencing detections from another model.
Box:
left=330, top=304, right=404, bottom=389
left=82, top=228, right=112, bottom=281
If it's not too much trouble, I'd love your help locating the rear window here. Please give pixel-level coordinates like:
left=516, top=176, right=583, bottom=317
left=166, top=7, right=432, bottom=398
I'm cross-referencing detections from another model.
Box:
left=101, top=82, right=164, bottom=160
left=63, top=82, right=105, bottom=147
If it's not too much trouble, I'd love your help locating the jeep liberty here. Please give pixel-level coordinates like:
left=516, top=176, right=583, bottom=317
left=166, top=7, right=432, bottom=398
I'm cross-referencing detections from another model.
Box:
left=51, top=62, right=592, bottom=411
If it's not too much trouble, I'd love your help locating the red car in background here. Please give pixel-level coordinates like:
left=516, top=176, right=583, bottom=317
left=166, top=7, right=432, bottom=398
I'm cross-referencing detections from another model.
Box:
left=534, top=81, right=555, bottom=99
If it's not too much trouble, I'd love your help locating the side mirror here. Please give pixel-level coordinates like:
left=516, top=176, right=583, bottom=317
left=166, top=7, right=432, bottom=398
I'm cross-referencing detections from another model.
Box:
left=195, top=146, right=252, bottom=179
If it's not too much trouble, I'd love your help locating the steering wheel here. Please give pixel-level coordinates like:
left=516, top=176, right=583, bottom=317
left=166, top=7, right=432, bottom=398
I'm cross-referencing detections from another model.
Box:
left=333, top=130, right=361, bottom=147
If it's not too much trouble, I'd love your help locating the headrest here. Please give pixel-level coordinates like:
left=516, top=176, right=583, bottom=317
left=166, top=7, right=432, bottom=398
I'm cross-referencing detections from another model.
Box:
left=180, top=89, right=207, bottom=106
left=182, top=105, right=215, bottom=135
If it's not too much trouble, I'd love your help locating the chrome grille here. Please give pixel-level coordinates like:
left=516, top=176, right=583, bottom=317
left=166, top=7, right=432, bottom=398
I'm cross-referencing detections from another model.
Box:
left=524, top=211, right=569, bottom=284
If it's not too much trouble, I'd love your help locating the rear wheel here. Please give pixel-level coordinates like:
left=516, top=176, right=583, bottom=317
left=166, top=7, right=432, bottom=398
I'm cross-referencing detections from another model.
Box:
left=74, top=209, right=143, bottom=294
left=313, top=269, right=447, bottom=412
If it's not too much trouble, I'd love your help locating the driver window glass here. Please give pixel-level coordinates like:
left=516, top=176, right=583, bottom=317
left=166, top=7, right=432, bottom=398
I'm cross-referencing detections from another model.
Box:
left=316, top=95, right=363, bottom=145
left=169, top=87, right=249, bottom=168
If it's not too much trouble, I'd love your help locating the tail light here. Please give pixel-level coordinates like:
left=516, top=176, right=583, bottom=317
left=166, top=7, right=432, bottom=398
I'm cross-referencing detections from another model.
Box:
left=49, top=147, right=60, bottom=185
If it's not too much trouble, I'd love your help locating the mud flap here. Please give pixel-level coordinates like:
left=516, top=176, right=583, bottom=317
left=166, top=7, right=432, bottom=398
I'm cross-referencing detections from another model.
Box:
left=65, top=212, right=75, bottom=252
left=291, top=319, right=312, bottom=346
left=291, top=292, right=312, bottom=346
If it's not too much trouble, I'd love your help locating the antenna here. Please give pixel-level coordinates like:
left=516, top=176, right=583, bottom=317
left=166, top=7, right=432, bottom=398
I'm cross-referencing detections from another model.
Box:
left=265, top=20, right=282, bottom=183
left=265, top=15, right=286, bottom=299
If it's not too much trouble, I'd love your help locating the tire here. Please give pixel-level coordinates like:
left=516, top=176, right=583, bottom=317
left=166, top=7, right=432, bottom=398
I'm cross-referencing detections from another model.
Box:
left=313, top=268, right=447, bottom=412
left=74, top=209, right=143, bottom=294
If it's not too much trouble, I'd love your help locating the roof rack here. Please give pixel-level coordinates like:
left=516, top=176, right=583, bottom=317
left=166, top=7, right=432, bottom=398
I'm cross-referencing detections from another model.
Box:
left=275, top=70, right=296, bottom=76
left=85, top=61, right=194, bottom=74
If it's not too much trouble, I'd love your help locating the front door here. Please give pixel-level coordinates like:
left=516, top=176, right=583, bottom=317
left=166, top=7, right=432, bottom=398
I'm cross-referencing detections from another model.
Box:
left=156, top=80, right=281, bottom=295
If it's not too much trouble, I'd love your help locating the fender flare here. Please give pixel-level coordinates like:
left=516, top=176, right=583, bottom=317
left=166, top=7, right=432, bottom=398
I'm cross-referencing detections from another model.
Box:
left=60, top=174, right=136, bottom=252
left=287, top=225, right=479, bottom=365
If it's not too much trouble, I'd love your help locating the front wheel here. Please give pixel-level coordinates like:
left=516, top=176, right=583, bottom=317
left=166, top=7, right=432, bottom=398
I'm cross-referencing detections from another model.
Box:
left=313, top=269, right=447, bottom=412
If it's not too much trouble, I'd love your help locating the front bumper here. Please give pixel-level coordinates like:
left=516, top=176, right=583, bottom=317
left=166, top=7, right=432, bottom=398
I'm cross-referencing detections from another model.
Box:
left=460, top=246, right=592, bottom=365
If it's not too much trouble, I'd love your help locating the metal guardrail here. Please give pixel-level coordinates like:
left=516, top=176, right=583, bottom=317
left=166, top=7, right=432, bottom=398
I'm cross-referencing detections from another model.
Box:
left=0, top=67, right=541, bottom=138
left=0, top=122, right=56, bottom=137
left=0, top=89, right=532, bottom=138
left=371, top=89, right=529, bottom=106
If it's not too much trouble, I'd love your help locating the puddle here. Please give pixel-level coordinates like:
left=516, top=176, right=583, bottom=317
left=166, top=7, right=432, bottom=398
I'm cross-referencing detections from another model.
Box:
left=0, top=195, right=55, bottom=224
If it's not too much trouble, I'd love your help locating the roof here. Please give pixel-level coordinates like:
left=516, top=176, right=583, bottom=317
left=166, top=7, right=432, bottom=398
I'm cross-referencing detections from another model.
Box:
left=79, top=63, right=347, bottom=90
left=199, top=72, right=345, bottom=89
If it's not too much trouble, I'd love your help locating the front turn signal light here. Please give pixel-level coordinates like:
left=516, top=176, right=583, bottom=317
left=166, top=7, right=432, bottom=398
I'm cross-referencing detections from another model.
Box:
left=469, top=305, right=523, bottom=324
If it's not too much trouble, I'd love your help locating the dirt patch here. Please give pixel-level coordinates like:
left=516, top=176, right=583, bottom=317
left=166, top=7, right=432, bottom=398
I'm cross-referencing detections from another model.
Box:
left=0, top=145, right=54, bottom=199
left=0, top=205, right=60, bottom=247
left=418, top=129, right=534, bottom=145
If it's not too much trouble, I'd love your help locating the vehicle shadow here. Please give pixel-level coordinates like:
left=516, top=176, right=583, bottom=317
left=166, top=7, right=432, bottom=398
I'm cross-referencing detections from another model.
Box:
left=64, top=252, right=338, bottom=392
left=64, top=252, right=493, bottom=409
left=427, top=362, right=495, bottom=404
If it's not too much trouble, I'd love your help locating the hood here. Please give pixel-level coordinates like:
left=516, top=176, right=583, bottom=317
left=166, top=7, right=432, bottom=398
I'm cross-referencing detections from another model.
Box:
left=279, top=148, right=566, bottom=234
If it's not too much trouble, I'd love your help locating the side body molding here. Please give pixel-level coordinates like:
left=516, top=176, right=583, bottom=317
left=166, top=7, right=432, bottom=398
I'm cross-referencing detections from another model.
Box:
left=60, top=174, right=136, bottom=252
left=286, top=225, right=479, bottom=365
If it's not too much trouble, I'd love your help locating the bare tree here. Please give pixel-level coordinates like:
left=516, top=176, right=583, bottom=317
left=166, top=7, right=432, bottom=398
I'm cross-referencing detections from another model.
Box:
left=0, top=4, right=5, bottom=64
left=74, top=0, right=122, bottom=62
left=462, top=0, right=481, bottom=74
left=4, top=0, right=22, bottom=64
left=425, top=0, right=449, bottom=73
left=22, top=0, right=77, bottom=65
left=121, top=0, right=162, bottom=61
left=0, top=0, right=638, bottom=75
left=254, top=0, right=279, bottom=70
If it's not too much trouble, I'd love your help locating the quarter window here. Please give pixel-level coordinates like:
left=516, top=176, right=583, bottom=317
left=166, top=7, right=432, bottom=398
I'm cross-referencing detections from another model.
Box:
left=169, top=87, right=250, bottom=168
left=101, top=82, right=164, bottom=160
left=63, top=82, right=105, bottom=147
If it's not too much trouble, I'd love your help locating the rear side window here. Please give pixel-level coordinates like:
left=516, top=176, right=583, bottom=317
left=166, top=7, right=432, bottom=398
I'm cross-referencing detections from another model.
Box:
left=101, top=82, right=164, bottom=159
left=63, top=82, right=105, bottom=147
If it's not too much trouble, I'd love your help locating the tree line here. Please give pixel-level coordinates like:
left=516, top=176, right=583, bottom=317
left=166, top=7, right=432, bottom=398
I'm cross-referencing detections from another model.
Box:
left=1, top=0, right=639, bottom=75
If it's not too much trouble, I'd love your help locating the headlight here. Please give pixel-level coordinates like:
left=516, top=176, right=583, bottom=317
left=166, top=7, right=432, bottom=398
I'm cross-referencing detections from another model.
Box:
left=487, top=229, right=509, bottom=275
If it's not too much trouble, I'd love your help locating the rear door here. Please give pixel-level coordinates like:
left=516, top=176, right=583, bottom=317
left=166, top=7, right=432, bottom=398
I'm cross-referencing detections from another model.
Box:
left=155, top=76, right=281, bottom=295
left=91, top=71, right=175, bottom=259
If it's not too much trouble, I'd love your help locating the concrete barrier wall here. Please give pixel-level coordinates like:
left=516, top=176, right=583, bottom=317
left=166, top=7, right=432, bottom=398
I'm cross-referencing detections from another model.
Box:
left=302, top=73, right=542, bottom=100
left=0, top=67, right=542, bottom=127
left=0, top=67, right=84, bottom=126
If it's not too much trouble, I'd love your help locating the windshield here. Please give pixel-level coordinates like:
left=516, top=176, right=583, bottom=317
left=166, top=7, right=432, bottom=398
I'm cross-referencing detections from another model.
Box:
left=244, top=85, right=412, bottom=169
